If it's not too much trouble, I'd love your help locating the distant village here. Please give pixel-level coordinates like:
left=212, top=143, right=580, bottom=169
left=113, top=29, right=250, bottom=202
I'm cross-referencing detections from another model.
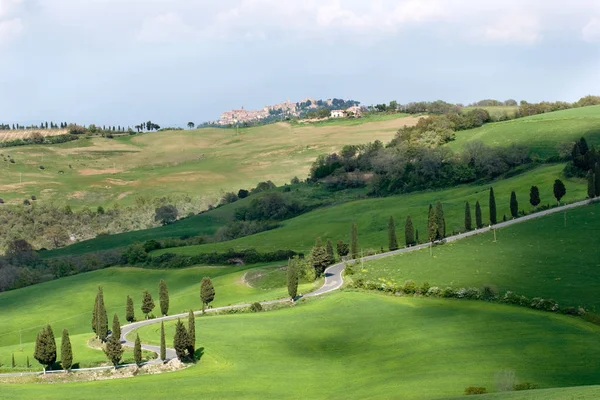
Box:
left=209, top=98, right=364, bottom=126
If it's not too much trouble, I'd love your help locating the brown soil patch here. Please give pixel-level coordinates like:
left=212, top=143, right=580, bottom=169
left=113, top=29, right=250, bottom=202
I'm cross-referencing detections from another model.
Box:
left=117, top=191, right=133, bottom=200
left=0, top=129, right=68, bottom=142
left=79, top=168, right=123, bottom=176
left=105, top=178, right=136, bottom=186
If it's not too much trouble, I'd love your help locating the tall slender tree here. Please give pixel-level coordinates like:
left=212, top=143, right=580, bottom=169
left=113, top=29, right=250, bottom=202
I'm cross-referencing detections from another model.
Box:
left=112, top=314, right=121, bottom=342
left=595, top=163, right=600, bottom=197
left=126, top=295, right=135, bottom=322
left=92, top=290, right=99, bottom=335
left=588, top=169, right=596, bottom=198
left=325, top=239, right=335, bottom=265
left=34, top=325, right=56, bottom=372
left=529, top=186, right=541, bottom=207
left=405, top=216, right=415, bottom=246
left=141, top=290, right=155, bottom=319
left=95, top=287, right=108, bottom=341
left=427, top=204, right=438, bottom=242
left=104, top=335, right=123, bottom=369
left=287, top=258, right=299, bottom=300
left=60, top=329, right=72, bottom=371
left=464, top=202, right=472, bottom=231
left=188, top=310, right=196, bottom=357
left=159, top=279, right=169, bottom=316
left=489, top=187, right=497, bottom=225
left=415, top=229, right=419, bottom=244
left=12, top=353, right=15, bottom=368
left=133, top=334, right=142, bottom=366
left=475, top=201, right=483, bottom=229
left=200, top=277, right=215, bottom=313
left=435, top=201, right=445, bottom=239
left=173, top=319, right=189, bottom=361
left=510, top=191, right=519, bottom=218
left=311, top=238, right=328, bottom=276
left=553, top=179, right=566, bottom=205
left=350, top=223, right=358, bottom=259
left=160, top=321, right=166, bottom=362
left=388, top=216, right=398, bottom=251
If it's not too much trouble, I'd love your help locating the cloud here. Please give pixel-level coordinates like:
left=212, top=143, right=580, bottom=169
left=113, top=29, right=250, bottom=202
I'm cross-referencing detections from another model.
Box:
left=0, top=0, right=23, bottom=45
left=481, top=14, right=541, bottom=44
left=582, top=17, right=600, bottom=42
left=135, top=12, right=197, bottom=44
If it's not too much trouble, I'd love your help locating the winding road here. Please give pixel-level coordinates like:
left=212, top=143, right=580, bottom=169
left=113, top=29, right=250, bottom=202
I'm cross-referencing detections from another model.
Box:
left=121, top=196, right=600, bottom=363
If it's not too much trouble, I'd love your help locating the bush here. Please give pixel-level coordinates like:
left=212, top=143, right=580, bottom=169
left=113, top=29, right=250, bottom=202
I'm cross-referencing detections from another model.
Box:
left=426, top=286, right=442, bottom=297
left=249, top=302, right=263, bottom=312
left=441, top=287, right=456, bottom=298
left=420, top=281, right=430, bottom=294
left=482, top=285, right=497, bottom=301
left=456, top=287, right=480, bottom=300
left=403, top=280, right=416, bottom=294
left=464, top=387, right=487, bottom=395
left=143, top=240, right=162, bottom=253
left=514, top=382, right=539, bottom=391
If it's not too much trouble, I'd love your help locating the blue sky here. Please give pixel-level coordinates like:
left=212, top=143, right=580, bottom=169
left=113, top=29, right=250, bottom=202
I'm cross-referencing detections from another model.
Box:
left=1, top=0, right=599, bottom=127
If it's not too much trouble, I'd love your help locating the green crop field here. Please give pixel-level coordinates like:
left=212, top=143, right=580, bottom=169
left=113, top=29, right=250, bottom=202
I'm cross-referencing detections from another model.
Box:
left=0, top=263, right=318, bottom=362
left=153, top=163, right=586, bottom=256
left=0, top=115, right=419, bottom=208
left=353, top=201, right=600, bottom=311
left=448, top=106, right=600, bottom=158
left=3, top=292, right=600, bottom=399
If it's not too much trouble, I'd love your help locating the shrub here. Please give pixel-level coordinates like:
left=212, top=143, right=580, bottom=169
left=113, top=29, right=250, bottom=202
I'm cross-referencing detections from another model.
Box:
left=420, top=281, right=430, bottom=294
left=464, top=387, right=487, bottom=395
left=249, top=302, right=263, bottom=312
left=0, top=198, right=4, bottom=204
left=143, top=240, right=162, bottom=253
left=403, top=280, right=416, bottom=294
left=23, top=199, right=31, bottom=206
left=514, top=382, right=539, bottom=391
left=39, top=165, right=45, bottom=170
left=426, top=286, right=442, bottom=297
left=456, top=287, right=480, bottom=300
left=441, top=287, right=456, bottom=298
left=482, top=285, right=497, bottom=301
left=344, top=263, right=355, bottom=276
left=31, top=195, right=37, bottom=201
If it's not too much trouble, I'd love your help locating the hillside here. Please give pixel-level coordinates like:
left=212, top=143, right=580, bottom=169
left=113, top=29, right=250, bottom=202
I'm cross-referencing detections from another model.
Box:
left=0, top=115, right=419, bottom=208
left=447, top=106, right=600, bottom=158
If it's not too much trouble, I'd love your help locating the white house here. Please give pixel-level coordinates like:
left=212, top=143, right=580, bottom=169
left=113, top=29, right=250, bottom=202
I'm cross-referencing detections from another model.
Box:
left=331, top=110, right=345, bottom=118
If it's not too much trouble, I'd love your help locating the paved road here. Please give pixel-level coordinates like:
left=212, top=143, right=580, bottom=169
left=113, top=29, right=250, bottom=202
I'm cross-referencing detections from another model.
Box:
left=4, top=197, right=597, bottom=376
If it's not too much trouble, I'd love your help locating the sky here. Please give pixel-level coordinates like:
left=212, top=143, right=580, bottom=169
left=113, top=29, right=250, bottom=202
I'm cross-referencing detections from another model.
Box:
left=0, top=0, right=599, bottom=127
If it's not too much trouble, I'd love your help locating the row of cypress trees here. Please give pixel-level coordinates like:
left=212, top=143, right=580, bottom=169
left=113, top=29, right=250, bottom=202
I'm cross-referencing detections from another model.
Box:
left=33, top=325, right=72, bottom=372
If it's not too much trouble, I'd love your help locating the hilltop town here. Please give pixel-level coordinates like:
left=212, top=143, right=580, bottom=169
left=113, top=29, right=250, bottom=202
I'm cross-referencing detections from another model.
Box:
left=212, top=98, right=362, bottom=126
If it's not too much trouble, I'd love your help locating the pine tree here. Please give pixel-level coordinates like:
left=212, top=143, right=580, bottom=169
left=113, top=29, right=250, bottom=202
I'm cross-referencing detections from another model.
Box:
left=200, top=277, right=215, bottom=312
left=126, top=295, right=135, bottom=322
left=405, top=216, right=415, bottom=246
left=141, top=290, right=155, bottom=319
left=529, top=186, right=541, bottom=207
left=287, top=258, right=299, bottom=300
left=325, top=239, right=335, bottom=265
left=588, top=169, right=596, bottom=198
left=554, top=179, right=566, bottom=205
left=388, top=216, right=398, bottom=251
left=350, top=223, right=358, bottom=259
left=510, top=191, right=518, bottom=218
left=34, top=325, right=56, bottom=372
left=188, top=310, right=196, bottom=357
left=104, top=335, right=123, bottom=368
left=173, top=319, right=189, bottom=361
left=112, top=314, right=121, bottom=342
left=435, top=201, right=445, bottom=239
left=595, top=163, right=600, bottom=197
left=489, top=187, right=497, bottom=225
left=160, top=321, right=166, bottom=362
left=464, top=202, right=472, bottom=231
left=159, top=279, right=169, bottom=316
left=475, top=201, right=483, bottom=229
left=61, top=329, right=72, bottom=371
left=134, top=334, right=142, bottom=366
left=427, top=204, right=438, bottom=242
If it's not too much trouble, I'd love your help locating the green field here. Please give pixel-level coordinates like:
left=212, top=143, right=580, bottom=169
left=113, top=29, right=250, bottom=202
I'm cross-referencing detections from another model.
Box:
left=0, top=115, right=418, bottom=208
left=3, top=292, right=600, bottom=399
left=452, top=385, right=600, bottom=399
left=153, top=163, right=585, bottom=256
left=462, top=106, right=519, bottom=118
left=448, top=106, right=600, bottom=158
left=354, top=201, right=600, bottom=311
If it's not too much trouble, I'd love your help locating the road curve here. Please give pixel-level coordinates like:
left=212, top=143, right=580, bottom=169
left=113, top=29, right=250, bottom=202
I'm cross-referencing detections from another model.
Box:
left=121, top=196, right=600, bottom=362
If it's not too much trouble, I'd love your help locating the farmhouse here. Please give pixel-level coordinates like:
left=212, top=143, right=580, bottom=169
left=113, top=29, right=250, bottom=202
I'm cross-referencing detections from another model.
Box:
left=331, top=110, right=345, bottom=118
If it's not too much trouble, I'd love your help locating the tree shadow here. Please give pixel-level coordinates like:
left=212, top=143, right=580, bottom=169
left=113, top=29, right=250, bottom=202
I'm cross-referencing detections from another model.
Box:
left=192, top=347, right=205, bottom=363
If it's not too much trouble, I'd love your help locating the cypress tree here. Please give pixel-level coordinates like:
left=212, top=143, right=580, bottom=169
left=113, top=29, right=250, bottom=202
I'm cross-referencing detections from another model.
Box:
left=112, top=314, right=121, bottom=342
left=553, top=179, right=566, bottom=205
left=475, top=201, right=483, bottom=229
left=587, top=169, right=596, bottom=198
left=92, top=290, right=99, bottom=335
left=489, top=187, right=497, bottom=225
left=464, top=202, right=472, bottom=231
left=12, top=353, right=15, bottom=368
left=405, top=216, right=415, bottom=246
left=104, top=335, right=123, bottom=368
left=529, top=186, right=541, bottom=207
left=287, top=258, right=299, bottom=300
left=126, top=295, right=135, bottom=322
left=60, top=329, right=72, bottom=371
left=96, top=287, right=108, bottom=341
left=435, top=201, right=445, bottom=239
left=188, top=310, right=196, bottom=357
left=311, top=238, right=329, bottom=276
left=34, top=325, right=56, bottom=372
left=350, top=223, right=358, bottom=259
left=133, top=334, right=142, bottom=366
left=388, top=216, right=398, bottom=251
left=427, top=204, right=438, bottom=242
left=595, top=163, right=600, bottom=197
left=415, top=229, right=419, bottom=244
left=200, top=277, right=215, bottom=313
left=160, top=321, right=166, bottom=362
left=141, top=290, right=155, bottom=319
left=26, top=356, right=30, bottom=368
left=510, top=191, right=518, bottom=218
left=325, top=239, right=335, bottom=265
left=173, top=319, right=189, bottom=361
left=159, top=279, right=169, bottom=316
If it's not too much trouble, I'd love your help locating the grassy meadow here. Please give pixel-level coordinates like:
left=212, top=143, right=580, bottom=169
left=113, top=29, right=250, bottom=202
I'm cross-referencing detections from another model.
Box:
left=153, top=163, right=586, bottom=256
left=3, top=292, right=600, bottom=399
left=448, top=105, right=600, bottom=158
left=0, top=115, right=419, bottom=208
left=354, top=201, right=600, bottom=311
